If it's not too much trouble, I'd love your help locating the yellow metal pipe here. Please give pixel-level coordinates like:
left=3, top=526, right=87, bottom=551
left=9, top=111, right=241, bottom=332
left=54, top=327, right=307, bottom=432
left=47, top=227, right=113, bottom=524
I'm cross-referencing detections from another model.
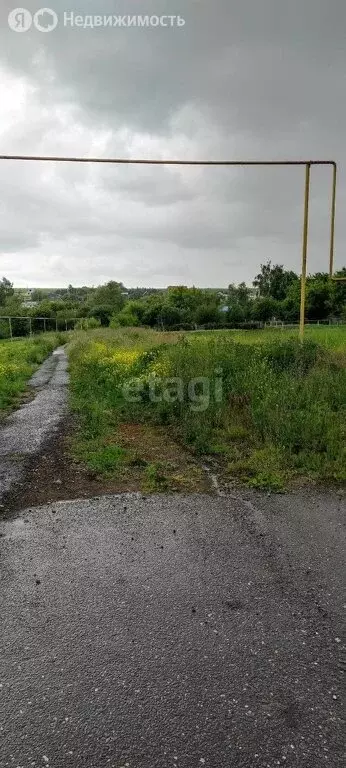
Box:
left=0, top=155, right=338, bottom=296
left=299, top=164, right=311, bottom=341
left=0, top=155, right=338, bottom=167
left=329, top=163, right=337, bottom=277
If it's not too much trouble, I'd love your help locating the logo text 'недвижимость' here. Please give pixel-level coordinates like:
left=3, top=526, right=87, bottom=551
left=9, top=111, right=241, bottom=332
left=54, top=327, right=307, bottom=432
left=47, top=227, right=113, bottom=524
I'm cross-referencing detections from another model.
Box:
left=8, top=9, right=186, bottom=32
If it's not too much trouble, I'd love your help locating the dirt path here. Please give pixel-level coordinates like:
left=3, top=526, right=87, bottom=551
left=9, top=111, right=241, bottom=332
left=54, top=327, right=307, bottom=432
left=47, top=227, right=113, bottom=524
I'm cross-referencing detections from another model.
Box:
left=0, top=347, right=68, bottom=507
left=0, top=346, right=211, bottom=516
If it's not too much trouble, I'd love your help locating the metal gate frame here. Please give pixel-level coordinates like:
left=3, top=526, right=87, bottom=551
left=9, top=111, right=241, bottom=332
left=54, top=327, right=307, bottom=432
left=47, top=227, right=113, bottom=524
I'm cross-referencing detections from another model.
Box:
left=0, top=154, right=340, bottom=339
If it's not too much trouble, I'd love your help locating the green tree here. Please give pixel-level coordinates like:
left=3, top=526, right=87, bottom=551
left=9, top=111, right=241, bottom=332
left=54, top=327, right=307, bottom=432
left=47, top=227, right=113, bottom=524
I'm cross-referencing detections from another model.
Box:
left=226, top=283, right=252, bottom=324
left=226, top=304, right=246, bottom=326
left=253, top=262, right=298, bottom=300
left=31, top=288, right=46, bottom=302
left=88, top=305, right=113, bottom=326
left=237, top=282, right=251, bottom=306
left=195, top=303, right=221, bottom=325
left=0, top=292, right=29, bottom=336
left=87, top=282, right=126, bottom=325
left=31, top=300, right=65, bottom=318
left=251, top=297, right=279, bottom=322
left=91, top=281, right=126, bottom=314
left=1, top=293, right=27, bottom=318
left=330, top=268, right=346, bottom=317
left=0, top=277, right=14, bottom=306
left=306, top=274, right=333, bottom=321
left=280, top=280, right=301, bottom=321
left=142, top=300, right=166, bottom=327
left=161, top=304, right=187, bottom=328
left=113, top=303, right=142, bottom=327
left=121, top=300, right=147, bottom=324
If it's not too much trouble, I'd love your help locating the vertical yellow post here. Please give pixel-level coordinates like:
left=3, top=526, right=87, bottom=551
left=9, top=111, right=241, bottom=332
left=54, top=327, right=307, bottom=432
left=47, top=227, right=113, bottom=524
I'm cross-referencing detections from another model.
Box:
left=299, top=163, right=311, bottom=341
left=329, top=163, right=337, bottom=277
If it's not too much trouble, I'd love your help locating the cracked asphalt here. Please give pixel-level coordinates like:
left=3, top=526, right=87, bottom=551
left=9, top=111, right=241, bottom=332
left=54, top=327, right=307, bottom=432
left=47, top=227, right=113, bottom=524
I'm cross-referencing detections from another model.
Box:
left=0, top=350, right=345, bottom=768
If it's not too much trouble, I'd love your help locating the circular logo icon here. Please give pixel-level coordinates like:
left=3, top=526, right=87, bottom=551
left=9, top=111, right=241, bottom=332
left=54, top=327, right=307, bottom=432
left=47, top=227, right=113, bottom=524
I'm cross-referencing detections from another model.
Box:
left=8, top=7, right=32, bottom=32
left=33, top=7, right=58, bottom=32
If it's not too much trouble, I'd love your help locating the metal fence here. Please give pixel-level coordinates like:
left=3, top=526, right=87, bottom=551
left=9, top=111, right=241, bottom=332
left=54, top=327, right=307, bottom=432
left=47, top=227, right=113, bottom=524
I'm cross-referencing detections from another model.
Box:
left=1, top=315, right=345, bottom=340
left=156, top=319, right=346, bottom=333
left=264, top=319, right=345, bottom=329
left=0, top=316, right=84, bottom=339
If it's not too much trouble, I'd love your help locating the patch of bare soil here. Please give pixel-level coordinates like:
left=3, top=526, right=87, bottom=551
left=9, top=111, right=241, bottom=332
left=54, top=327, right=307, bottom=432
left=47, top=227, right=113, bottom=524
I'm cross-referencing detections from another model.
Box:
left=3, top=416, right=211, bottom=516
left=116, top=422, right=211, bottom=492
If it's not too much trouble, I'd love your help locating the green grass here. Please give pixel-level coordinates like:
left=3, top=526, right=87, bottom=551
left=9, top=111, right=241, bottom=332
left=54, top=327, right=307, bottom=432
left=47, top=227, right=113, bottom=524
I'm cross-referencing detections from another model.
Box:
left=191, top=325, right=346, bottom=351
left=143, top=462, right=170, bottom=492
left=67, top=326, right=346, bottom=490
left=0, top=333, right=64, bottom=413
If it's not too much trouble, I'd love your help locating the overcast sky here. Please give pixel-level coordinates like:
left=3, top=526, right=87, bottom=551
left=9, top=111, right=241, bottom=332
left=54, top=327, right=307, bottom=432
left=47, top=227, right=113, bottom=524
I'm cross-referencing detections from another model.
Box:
left=0, top=0, right=345, bottom=288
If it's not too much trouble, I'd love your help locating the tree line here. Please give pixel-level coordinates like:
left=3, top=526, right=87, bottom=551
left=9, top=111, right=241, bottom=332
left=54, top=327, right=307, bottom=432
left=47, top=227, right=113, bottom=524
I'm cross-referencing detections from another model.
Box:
left=0, top=262, right=345, bottom=337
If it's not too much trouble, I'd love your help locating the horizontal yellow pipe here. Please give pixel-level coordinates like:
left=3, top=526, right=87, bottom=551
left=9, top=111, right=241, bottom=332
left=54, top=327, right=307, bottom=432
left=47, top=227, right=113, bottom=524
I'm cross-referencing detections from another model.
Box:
left=0, top=155, right=338, bottom=167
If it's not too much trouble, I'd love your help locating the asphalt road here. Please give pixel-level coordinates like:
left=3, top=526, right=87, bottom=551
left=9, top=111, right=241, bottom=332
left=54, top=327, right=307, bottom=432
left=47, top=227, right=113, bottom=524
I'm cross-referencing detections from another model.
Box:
left=0, top=348, right=344, bottom=767
left=0, top=491, right=344, bottom=768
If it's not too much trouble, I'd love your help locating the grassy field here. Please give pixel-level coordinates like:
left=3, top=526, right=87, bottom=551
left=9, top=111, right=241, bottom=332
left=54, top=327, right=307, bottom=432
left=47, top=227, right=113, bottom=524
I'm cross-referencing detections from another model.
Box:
left=194, top=325, right=346, bottom=351
left=0, top=334, right=63, bottom=414
left=67, top=325, right=346, bottom=491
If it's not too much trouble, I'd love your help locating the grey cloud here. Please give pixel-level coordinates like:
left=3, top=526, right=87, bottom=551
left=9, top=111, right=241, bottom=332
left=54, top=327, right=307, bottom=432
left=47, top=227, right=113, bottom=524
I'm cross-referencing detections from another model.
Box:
left=0, top=0, right=345, bottom=286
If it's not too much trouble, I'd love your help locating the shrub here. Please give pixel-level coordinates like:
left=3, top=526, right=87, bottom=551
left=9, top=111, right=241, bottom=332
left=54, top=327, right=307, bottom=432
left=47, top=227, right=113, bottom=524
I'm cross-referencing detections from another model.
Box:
left=261, top=338, right=322, bottom=374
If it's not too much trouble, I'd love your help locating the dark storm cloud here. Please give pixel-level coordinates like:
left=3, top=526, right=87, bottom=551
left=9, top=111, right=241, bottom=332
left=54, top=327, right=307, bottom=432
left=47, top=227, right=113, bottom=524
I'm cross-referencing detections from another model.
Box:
left=0, top=0, right=345, bottom=286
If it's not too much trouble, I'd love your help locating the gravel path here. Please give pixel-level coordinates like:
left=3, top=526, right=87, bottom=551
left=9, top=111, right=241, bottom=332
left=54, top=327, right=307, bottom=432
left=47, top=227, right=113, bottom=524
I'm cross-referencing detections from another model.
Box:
left=0, top=347, right=68, bottom=501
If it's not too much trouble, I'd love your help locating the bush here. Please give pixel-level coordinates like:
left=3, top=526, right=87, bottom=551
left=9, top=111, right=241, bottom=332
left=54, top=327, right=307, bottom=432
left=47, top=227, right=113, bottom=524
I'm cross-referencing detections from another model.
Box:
left=112, top=310, right=139, bottom=327
left=261, top=338, right=323, bottom=374
left=75, top=317, right=101, bottom=330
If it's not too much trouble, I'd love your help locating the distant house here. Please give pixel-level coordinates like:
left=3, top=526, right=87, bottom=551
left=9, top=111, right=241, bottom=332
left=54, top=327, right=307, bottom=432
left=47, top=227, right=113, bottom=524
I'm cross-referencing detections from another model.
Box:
left=21, top=289, right=38, bottom=308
